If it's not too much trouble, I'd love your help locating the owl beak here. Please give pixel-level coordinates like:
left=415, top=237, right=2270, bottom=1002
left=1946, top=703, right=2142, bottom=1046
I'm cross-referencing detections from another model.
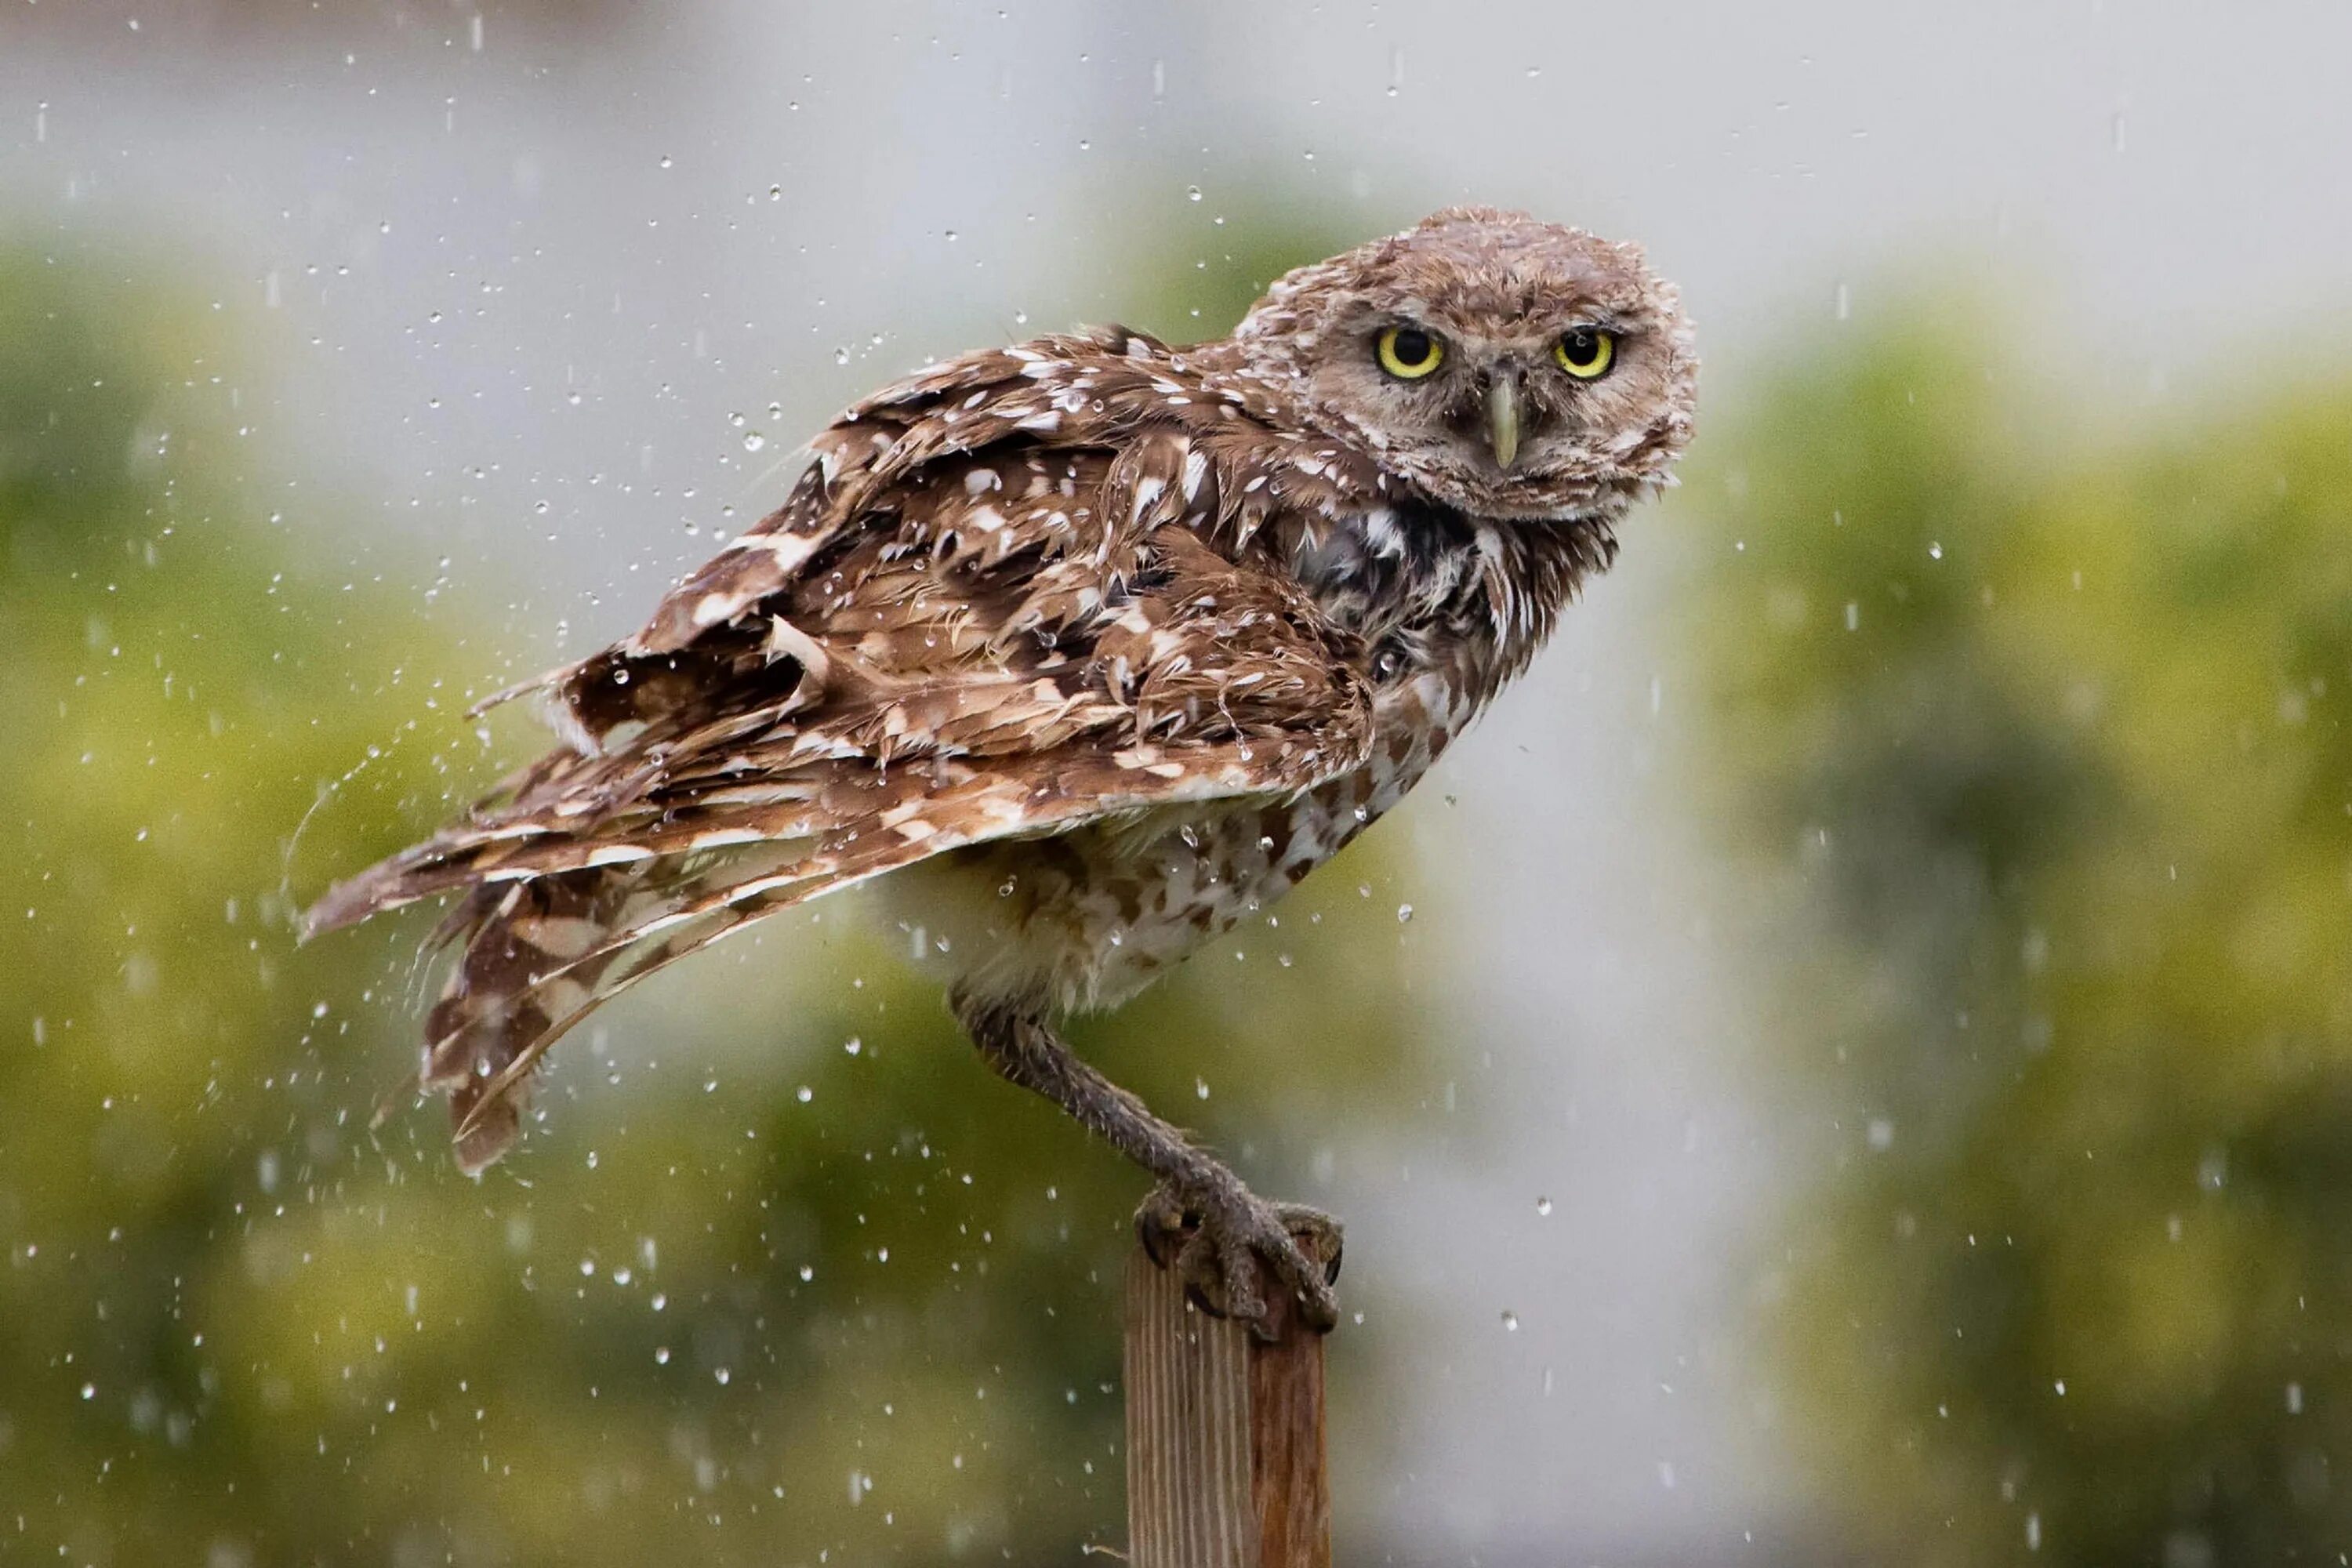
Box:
left=1485, top=372, right=1523, bottom=470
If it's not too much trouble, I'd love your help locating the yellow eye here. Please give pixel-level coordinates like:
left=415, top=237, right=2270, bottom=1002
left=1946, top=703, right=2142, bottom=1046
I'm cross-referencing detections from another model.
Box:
left=1554, top=327, right=1616, bottom=379
left=1375, top=325, right=1444, bottom=379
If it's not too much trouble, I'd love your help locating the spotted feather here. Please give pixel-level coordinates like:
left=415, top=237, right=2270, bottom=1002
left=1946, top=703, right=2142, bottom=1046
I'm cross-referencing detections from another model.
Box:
left=307, top=209, right=1696, bottom=1185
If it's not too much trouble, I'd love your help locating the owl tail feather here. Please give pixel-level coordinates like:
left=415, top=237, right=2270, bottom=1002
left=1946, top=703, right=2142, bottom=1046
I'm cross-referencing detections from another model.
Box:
left=423, top=872, right=648, bottom=1174
left=339, top=744, right=1306, bottom=1173
left=419, top=827, right=948, bottom=1172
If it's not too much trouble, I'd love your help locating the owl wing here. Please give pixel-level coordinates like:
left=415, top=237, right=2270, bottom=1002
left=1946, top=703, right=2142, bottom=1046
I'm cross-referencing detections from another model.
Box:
left=304, top=329, right=1378, bottom=1170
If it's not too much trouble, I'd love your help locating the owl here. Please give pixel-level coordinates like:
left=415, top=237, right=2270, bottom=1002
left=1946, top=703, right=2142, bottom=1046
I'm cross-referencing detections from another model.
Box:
left=308, top=206, right=1697, bottom=1334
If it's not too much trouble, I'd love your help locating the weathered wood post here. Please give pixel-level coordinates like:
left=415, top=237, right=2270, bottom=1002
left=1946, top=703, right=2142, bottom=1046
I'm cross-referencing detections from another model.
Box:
left=1123, top=1229, right=1335, bottom=1568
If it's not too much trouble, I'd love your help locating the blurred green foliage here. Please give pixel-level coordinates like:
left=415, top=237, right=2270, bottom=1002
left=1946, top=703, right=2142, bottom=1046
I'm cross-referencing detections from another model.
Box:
left=1112, top=191, right=1369, bottom=349
left=0, top=226, right=1439, bottom=1566
left=1677, top=299, right=2352, bottom=1564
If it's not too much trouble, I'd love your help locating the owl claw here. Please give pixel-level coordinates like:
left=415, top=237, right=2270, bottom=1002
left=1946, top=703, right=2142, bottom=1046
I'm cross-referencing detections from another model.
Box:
left=1134, top=1178, right=1342, bottom=1338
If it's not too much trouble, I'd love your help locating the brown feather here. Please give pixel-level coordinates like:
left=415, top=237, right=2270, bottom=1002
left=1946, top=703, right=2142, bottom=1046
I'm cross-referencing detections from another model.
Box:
left=307, top=210, right=1697, bottom=1171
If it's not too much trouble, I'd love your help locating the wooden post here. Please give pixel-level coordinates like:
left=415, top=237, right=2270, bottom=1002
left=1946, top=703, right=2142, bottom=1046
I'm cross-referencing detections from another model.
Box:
left=1123, top=1232, right=1334, bottom=1568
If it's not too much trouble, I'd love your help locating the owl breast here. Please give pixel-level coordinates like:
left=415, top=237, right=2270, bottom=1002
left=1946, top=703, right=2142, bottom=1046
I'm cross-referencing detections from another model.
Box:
left=869, top=494, right=1504, bottom=1015
left=875, top=659, right=1469, bottom=1016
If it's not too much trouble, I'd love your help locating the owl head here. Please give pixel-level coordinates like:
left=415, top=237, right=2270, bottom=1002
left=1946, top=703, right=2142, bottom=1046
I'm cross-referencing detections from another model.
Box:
left=1229, top=207, right=1697, bottom=522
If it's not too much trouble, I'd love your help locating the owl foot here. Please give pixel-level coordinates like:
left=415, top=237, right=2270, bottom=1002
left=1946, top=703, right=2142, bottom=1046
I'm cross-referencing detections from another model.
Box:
left=1134, top=1174, right=1342, bottom=1338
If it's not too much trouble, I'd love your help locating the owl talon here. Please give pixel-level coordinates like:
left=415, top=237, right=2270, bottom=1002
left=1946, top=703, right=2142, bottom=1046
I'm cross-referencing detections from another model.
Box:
left=1134, top=1182, right=1191, bottom=1272
left=1133, top=1178, right=1342, bottom=1338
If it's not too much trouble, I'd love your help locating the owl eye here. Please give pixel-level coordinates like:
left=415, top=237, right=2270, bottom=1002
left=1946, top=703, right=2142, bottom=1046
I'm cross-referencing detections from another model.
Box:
left=1554, top=328, right=1616, bottom=379
left=1375, top=325, right=1444, bottom=379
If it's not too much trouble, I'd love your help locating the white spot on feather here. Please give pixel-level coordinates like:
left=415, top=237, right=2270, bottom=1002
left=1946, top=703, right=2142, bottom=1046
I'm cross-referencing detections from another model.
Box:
left=731, top=532, right=818, bottom=570
left=536, top=977, right=593, bottom=1018
left=519, top=916, right=601, bottom=958
left=762, top=616, right=833, bottom=687
left=689, top=828, right=767, bottom=850
left=1180, top=448, right=1210, bottom=501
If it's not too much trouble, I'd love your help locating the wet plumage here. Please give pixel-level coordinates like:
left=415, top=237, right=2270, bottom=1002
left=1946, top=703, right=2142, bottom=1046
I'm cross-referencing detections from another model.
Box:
left=308, top=207, right=1697, bottom=1327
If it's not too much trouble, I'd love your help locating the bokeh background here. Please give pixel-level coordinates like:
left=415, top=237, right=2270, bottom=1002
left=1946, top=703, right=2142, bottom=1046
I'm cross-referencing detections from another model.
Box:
left=6, top=3, right=2352, bottom=1563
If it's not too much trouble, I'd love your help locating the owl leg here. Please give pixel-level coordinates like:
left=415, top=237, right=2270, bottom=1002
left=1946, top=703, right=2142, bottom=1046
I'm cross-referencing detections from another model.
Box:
left=953, top=989, right=1341, bottom=1336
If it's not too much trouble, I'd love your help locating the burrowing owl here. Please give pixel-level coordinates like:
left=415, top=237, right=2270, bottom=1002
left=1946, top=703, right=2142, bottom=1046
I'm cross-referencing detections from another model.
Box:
left=308, top=207, right=1697, bottom=1333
